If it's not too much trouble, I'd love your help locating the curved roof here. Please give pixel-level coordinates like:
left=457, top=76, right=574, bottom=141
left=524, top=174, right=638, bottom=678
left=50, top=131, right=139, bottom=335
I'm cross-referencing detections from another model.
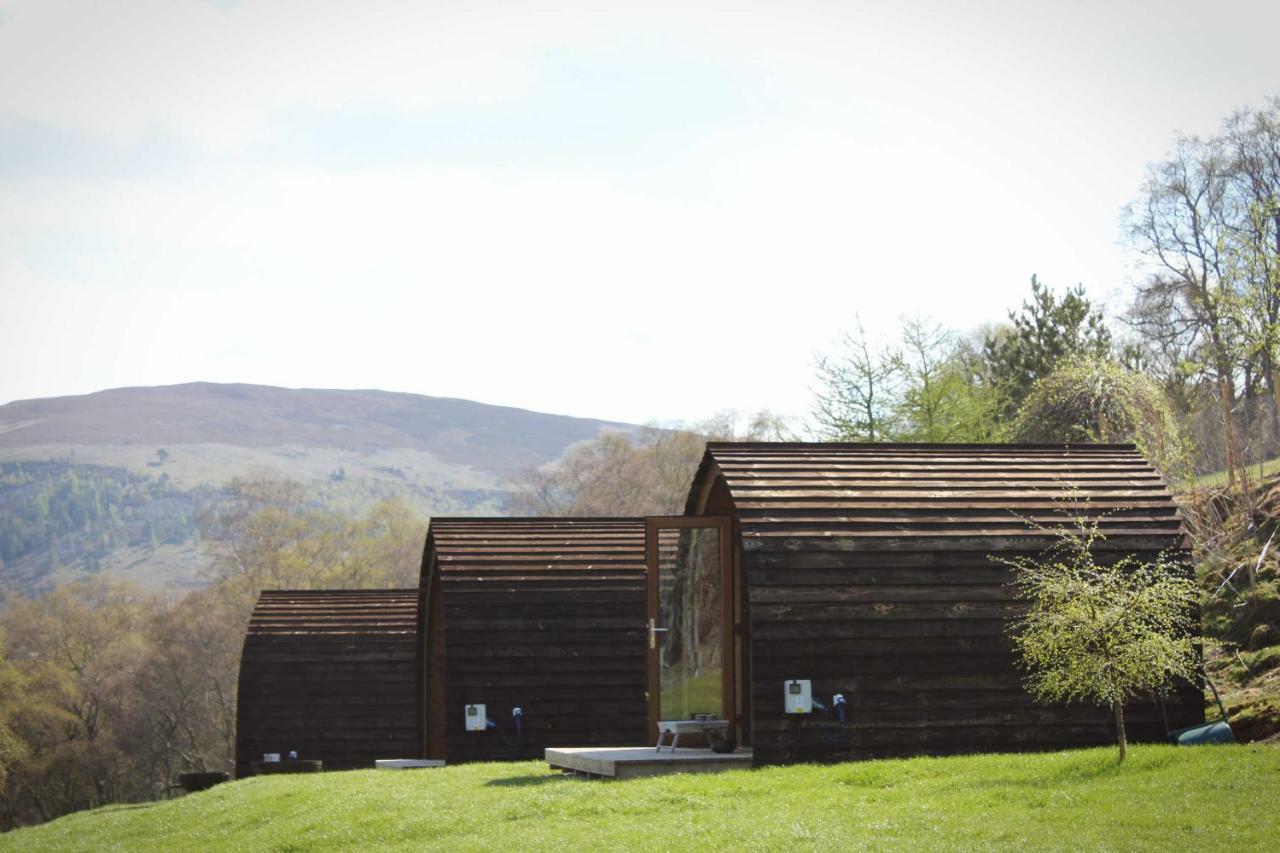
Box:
left=425, top=518, right=647, bottom=579
left=686, top=442, right=1185, bottom=548
left=244, top=589, right=418, bottom=636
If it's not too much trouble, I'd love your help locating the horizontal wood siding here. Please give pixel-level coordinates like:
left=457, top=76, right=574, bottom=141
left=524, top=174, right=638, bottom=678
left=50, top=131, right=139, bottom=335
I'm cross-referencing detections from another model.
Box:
left=423, top=519, right=647, bottom=762
left=235, top=589, right=419, bottom=777
left=688, top=443, right=1203, bottom=765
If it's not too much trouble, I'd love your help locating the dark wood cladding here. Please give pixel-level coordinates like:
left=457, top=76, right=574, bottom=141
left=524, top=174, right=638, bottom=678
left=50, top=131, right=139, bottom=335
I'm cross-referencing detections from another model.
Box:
left=420, top=518, right=647, bottom=762
left=235, top=589, right=419, bottom=778
left=687, top=442, right=1203, bottom=765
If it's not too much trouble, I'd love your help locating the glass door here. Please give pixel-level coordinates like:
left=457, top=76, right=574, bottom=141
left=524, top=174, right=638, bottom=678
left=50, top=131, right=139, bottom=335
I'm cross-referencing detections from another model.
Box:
left=646, top=517, right=734, bottom=741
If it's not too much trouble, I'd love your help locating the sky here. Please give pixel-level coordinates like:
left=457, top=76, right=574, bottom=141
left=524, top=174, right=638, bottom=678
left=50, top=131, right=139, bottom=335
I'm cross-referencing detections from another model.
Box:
left=1, top=1, right=1277, bottom=425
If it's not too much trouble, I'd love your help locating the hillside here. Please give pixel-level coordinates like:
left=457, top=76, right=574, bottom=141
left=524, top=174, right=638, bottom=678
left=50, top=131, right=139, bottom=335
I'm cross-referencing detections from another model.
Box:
left=0, top=383, right=634, bottom=597
left=1181, top=473, right=1280, bottom=743
left=0, top=382, right=633, bottom=478
left=3, top=747, right=1276, bottom=851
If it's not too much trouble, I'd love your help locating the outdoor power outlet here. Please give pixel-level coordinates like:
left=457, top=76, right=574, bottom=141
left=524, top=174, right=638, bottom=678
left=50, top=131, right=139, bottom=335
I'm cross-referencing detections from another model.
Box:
left=464, top=703, right=487, bottom=732
left=784, top=679, right=812, bottom=714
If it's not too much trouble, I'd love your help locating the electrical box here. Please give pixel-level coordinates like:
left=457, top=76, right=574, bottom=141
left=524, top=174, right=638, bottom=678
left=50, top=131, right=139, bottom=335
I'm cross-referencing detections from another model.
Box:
left=784, top=680, right=812, bottom=714
left=464, top=703, right=487, bottom=732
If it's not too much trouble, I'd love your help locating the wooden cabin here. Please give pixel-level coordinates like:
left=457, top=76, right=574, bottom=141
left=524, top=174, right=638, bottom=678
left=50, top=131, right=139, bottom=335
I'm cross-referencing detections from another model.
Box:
left=672, top=442, right=1204, bottom=764
left=235, top=442, right=1204, bottom=773
left=419, top=518, right=648, bottom=762
left=235, top=589, right=419, bottom=777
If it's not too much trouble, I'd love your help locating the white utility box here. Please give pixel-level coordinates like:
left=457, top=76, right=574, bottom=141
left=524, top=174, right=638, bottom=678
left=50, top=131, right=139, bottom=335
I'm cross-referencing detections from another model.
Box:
left=784, top=679, right=812, bottom=714
left=464, top=703, right=487, bottom=731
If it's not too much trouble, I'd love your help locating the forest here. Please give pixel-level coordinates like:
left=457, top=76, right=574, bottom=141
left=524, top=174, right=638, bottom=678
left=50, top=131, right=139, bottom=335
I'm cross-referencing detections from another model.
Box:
left=0, top=461, right=209, bottom=590
left=1, top=95, right=1279, bottom=830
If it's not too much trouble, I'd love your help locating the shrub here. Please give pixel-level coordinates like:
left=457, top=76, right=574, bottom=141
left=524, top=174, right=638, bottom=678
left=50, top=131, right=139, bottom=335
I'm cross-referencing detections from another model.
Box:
left=1009, top=357, right=1190, bottom=483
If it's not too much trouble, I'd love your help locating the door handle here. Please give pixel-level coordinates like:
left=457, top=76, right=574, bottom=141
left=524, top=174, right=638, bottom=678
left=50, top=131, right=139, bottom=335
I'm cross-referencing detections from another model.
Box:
left=648, top=617, right=669, bottom=649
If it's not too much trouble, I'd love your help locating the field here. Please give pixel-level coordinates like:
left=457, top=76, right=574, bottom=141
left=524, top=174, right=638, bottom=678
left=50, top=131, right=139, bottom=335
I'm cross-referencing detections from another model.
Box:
left=3, top=745, right=1276, bottom=852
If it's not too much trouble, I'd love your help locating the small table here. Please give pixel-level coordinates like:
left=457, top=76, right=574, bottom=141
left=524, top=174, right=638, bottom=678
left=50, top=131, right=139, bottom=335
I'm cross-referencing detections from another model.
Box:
left=655, top=719, right=729, bottom=753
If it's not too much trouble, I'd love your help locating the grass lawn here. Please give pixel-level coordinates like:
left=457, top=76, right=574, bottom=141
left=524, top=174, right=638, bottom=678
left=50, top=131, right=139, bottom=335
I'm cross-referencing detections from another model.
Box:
left=3, top=745, right=1278, bottom=852
left=1193, top=456, right=1280, bottom=490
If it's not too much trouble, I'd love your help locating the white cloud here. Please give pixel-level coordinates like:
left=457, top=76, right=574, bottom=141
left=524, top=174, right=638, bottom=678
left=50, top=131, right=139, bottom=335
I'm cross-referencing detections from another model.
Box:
left=6, top=0, right=1267, bottom=150
left=0, top=0, right=555, bottom=147
left=2, top=0, right=1278, bottom=422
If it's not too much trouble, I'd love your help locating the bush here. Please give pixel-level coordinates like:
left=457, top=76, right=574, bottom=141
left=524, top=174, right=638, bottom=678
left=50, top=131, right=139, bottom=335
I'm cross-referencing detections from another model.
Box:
left=1009, top=357, right=1191, bottom=483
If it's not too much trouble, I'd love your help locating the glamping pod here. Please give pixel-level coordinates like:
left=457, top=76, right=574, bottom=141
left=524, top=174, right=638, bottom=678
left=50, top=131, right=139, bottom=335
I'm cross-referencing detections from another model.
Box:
left=676, top=442, right=1205, bottom=764
left=419, top=518, right=648, bottom=762
left=234, top=442, right=1206, bottom=775
left=235, top=589, right=419, bottom=777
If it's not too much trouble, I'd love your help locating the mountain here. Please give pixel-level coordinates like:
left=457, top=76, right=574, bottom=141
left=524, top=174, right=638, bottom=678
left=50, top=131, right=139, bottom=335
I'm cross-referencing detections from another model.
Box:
left=0, top=383, right=634, bottom=597
left=0, top=382, right=630, bottom=470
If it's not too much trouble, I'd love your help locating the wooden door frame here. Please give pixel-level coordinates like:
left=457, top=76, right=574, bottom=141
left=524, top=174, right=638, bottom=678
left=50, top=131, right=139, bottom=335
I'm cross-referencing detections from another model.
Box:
left=645, top=515, right=735, bottom=743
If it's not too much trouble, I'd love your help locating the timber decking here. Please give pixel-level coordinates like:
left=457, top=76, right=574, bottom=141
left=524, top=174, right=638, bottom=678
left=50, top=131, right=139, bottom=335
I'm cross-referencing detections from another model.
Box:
left=235, top=589, right=419, bottom=778
left=545, top=746, right=753, bottom=779
left=421, top=518, right=648, bottom=762
left=686, top=442, right=1203, bottom=765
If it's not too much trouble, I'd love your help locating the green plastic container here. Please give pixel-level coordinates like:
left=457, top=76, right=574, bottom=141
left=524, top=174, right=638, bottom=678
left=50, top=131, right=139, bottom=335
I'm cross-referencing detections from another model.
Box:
left=1156, top=666, right=1236, bottom=747
left=1169, top=719, right=1235, bottom=746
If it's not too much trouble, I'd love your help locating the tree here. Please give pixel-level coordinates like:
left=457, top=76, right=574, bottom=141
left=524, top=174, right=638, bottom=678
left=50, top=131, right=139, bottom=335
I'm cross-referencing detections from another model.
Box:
left=509, top=411, right=792, bottom=517
left=813, top=317, right=998, bottom=442
left=124, top=589, right=243, bottom=786
left=812, top=317, right=898, bottom=441
left=1121, top=95, right=1280, bottom=482
left=1006, top=518, right=1201, bottom=762
left=0, top=580, right=150, bottom=824
left=357, top=498, right=429, bottom=588
left=0, top=629, right=27, bottom=796
left=984, top=275, right=1112, bottom=419
left=1223, top=99, right=1280, bottom=455
left=199, top=478, right=428, bottom=605
left=893, top=319, right=998, bottom=441
left=1124, top=134, right=1247, bottom=485
left=1008, top=357, right=1190, bottom=483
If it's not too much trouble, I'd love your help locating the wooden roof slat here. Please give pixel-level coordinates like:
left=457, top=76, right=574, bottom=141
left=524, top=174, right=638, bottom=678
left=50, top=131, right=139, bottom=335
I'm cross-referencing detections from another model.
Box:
left=244, top=589, right=419, bottom=638
left=724, top=475, right=1164, bottom=486
left=724, top=488, right=1168, bottom=500
left=688, top=442, right=1186, bottom=544
left=733, top=513, right=1179, bottom=526
left=711, top=452, right=1144, bottom=464
left=423, top=516, right=648, bottom=576
left=732, top=494, right=1177, bottom=507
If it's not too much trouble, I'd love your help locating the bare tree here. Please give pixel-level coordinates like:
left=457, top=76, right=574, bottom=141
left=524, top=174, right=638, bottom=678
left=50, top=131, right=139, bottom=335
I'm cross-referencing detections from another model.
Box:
left=813, top=316, right=998, bottom=443
left=812, top=317, right=899, bottom=441
left=1224, top=99, right=1280, bottom=455
left=1124, top=134, right=1247, bottom=485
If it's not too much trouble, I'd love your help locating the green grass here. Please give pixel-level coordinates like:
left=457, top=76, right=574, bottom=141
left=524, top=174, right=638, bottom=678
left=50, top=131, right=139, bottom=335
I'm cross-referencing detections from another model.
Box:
left=1193, top=455, right=1280, bottom=489
left=4, top=746, right=1277, bottom=852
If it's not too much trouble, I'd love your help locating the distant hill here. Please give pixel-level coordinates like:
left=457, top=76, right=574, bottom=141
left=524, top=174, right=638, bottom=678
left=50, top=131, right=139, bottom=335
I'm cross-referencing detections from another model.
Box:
left=0, top=382, right=630, bottom=470
left=0, top=383, right=634, bottom=597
